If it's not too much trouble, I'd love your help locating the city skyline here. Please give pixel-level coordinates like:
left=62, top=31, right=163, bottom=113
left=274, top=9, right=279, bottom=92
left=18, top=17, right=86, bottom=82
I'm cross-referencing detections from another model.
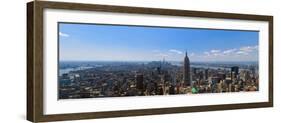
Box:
left=59, top=23, right=259, bottom=62
left=59, top=50, right=259, bottom=99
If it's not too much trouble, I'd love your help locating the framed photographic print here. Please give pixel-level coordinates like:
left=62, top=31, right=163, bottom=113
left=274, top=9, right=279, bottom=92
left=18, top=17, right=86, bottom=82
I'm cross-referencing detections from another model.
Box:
left=27, top=1, right=273, bottom=122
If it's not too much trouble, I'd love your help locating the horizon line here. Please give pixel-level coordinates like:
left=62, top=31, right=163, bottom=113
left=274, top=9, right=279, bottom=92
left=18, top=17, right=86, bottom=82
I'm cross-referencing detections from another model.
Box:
left=59, top=60, right=258, bottom=62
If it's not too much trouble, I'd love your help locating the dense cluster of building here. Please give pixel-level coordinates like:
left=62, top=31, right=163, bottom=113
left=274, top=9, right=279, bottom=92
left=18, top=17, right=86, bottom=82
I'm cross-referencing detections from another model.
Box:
left=59, top=52, right=259, bottom=99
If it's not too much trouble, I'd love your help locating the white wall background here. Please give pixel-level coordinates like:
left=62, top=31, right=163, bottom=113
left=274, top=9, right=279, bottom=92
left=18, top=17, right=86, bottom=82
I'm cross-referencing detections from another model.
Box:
left=0, top=0, right=280, bottom=122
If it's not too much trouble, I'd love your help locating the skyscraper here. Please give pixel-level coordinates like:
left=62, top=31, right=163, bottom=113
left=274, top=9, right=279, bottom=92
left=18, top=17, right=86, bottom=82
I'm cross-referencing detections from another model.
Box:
left=136, top=73, right=144, bottom=91
left=231, top=66, right=239, bottom=80
left=231, top=66, right=239, bottom=76
left=183, top=52, right=191, bottom=86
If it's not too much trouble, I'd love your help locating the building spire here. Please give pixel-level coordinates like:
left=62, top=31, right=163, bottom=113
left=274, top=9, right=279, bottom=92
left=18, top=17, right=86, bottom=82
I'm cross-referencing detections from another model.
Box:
left=183, top=50, right=190, bottom=86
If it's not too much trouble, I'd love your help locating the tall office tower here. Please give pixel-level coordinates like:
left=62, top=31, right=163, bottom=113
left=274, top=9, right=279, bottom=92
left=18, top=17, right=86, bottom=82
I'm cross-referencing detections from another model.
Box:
left=136, top=73, right=144, bottom=91
left=231, top=66, right=239, bottom=77
left=183, top=52, right=191, bottom=86
left=231, top=66, right=239, bottom=80
left=204, top=69, right=209, bottom=80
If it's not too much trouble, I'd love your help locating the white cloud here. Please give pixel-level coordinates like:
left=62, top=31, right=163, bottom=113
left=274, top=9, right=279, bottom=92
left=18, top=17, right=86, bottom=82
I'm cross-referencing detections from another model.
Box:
left=59, top=32, right=69, bottom=37
left=236, top=51, right=249, bottom=55
left=202, top=45, right=258, bottom=60
left=204, top=52, right=210, bottom=56
left=210, top=49, right=220, bottom=53
left=223, top=48, right=237, bottom=54
left=169, top=49, right=183, bottom=54
left=239, top=45, right=258, bottom=52
left=234, top=45, right=258, bottom=56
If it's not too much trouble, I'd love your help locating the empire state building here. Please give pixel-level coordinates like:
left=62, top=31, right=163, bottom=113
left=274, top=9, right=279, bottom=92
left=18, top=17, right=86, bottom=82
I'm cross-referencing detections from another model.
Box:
left=183, top=51, right=191, bottom=86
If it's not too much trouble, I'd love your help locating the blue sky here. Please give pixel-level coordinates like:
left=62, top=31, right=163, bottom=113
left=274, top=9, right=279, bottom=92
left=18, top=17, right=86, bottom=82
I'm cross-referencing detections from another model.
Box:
left=59, top=23, right=259, bottom=62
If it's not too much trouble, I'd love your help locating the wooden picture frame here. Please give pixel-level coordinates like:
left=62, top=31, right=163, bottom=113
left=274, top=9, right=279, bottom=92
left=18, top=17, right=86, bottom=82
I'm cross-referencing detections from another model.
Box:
left=27, top=1, right=273, bottom=122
